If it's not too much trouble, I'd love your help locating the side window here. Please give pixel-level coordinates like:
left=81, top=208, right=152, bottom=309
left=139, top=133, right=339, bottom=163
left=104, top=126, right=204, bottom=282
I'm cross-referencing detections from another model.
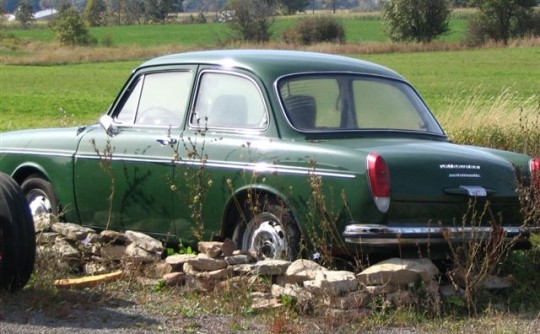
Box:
left=115, top=71, right=193, bottom=127
left=191, top=72, right=266, bottom=129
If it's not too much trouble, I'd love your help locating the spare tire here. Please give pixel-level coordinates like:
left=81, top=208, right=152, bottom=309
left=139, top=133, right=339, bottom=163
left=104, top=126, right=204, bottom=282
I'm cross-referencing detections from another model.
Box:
left=0, top=172, right=36, bottom=291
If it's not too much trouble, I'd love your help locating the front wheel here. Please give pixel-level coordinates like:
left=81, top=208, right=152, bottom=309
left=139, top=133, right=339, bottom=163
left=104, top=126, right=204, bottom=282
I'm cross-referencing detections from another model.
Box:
left=21, top=174, right=60, bottom=225
left=233, top=202, right=301, bottom=261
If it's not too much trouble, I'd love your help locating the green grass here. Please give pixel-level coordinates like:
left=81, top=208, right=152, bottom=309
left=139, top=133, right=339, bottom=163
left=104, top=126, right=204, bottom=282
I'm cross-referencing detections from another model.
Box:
left=0, top=62, right=137, bottom=130
left=2, top=16, right=469, bottom=46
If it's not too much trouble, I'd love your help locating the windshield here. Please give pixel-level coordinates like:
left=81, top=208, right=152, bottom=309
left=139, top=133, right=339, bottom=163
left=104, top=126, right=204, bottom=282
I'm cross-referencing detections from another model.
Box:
left=278, top=74, right=444, bottom=135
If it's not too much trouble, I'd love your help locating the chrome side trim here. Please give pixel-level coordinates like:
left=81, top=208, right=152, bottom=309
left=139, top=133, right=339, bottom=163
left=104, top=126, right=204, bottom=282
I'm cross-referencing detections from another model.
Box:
left=71, top=154, right=357, bottom=179
left=343, top=224, right=535, bottom=246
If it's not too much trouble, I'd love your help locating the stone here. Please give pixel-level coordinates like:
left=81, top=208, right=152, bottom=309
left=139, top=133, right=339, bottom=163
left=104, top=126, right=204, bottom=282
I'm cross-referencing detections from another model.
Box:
left=52, top=237, right=80, bottom=262
left=99, top=244, right=127, bottom=261
left=34, top=214, right=53, bottom=233
left=304, top=270, right=359, bottom=296
left=84, top=262, right=110, bottom=276
left=100, top=230, right=128, bottom=243
left=188, top=254, right=228, bottom=271
left=184, top=263, right=232, bottom=280
left=224, top=254, right=252, bottom=266
left=198, top=241, right=223, bottom=258
left=357, top=258, right=439, bottom=286
left=248, top=259, right=291, bottom=276
left=284, top=259, right=327, bottom=284
left=324, top=291, right=370, bottom=310
left=125, top=230, right=164, bottom=255
left=153, top=262, right=172, bottom=277
left=251, top=292, right=282, bottom=310
left=163, top=272, right=185, bottom=286
left=221, top=238, right=237, bottom=257
left=52, top=222, right=96, bottom=241
left=271, top=283, right=313, bottom=303
left=165, top=254, right=197, bottom=272
left=36, top=232, right=59, bottom=245
left=125, top=243, right=160, bottom=263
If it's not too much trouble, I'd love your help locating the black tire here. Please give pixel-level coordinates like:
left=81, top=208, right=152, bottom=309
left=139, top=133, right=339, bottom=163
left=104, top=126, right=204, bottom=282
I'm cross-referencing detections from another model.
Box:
left=21, top=174, right=60, bottom=222
left=232, top=199, right=301, bottom=261
left=0, top=172, right=36, bottom=291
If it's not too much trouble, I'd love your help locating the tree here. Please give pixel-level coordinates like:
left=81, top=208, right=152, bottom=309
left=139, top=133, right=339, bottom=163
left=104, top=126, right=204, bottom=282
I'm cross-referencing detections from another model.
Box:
left=50, top=5, right=93, bottom=45
left=84, top=0, right=107, bottom=26
left=382, top=0, right=451, bottom=43
left=227, top=0, right=275, bottom=42
left=468, top=0, right=538, bottom=45
left=278, top=0, right=309, bottom=14
left=143, top=0, right=176, bottom=22
left=16, top=0, right=35, bottom=29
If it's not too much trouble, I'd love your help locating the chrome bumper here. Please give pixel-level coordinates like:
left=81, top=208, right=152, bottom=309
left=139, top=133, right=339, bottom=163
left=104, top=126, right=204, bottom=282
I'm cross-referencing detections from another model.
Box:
left=343, top=224, right=534, bottom=246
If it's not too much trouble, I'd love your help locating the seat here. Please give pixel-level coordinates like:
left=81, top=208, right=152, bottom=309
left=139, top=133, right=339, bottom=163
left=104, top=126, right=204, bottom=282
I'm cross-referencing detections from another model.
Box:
left=208, top=95, right=248, bottom=128
left=284, top=95, right=317, bottom=130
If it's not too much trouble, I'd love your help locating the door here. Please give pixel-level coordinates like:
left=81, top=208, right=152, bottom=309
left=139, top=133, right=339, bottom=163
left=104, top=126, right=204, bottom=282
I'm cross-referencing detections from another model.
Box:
left=74, top=68, right=195, bottom=238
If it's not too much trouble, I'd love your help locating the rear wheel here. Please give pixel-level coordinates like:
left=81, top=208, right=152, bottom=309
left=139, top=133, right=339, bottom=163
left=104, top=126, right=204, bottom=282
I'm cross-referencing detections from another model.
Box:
left=21, top=175, right=59, bottom=224
left=233, top=200, right=301, bottom=261
left=0, top=172, right=36, bottom=291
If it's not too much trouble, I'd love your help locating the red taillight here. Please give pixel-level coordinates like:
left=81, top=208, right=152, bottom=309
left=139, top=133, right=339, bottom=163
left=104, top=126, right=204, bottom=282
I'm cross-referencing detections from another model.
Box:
left=367, top=153, right=391, bottom=213
left=531, top=158, right=540, bottom=189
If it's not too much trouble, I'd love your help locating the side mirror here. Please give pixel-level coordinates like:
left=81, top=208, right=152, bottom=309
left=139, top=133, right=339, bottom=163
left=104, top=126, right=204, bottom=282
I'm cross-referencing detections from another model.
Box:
left=99, top=115, right=114, bottom=134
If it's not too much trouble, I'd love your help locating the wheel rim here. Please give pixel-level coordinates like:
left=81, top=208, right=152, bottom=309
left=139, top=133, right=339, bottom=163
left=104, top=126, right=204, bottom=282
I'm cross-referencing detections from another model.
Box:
left=243, top=213, right=288, bottom=260
left=27, top=189, right=53, bottom=220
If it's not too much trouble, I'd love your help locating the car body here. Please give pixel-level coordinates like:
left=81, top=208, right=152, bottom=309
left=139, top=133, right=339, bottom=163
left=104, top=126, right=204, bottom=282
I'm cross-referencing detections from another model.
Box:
left=1, top=50, right=538, bottom=260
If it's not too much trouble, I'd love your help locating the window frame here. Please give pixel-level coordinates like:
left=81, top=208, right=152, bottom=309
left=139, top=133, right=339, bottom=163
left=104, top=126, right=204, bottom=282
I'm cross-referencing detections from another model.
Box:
left=188, top=69, right=270, bottom=132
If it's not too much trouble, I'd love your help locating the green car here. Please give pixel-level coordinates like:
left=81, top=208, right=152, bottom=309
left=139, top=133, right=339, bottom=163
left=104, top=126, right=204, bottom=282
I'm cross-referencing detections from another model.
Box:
left=1, top=50, right=538, bottom=260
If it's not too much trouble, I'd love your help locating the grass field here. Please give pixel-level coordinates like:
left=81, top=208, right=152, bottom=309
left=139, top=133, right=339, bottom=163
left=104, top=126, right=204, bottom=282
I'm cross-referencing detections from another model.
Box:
left=2, top=16, right=468, bottom=46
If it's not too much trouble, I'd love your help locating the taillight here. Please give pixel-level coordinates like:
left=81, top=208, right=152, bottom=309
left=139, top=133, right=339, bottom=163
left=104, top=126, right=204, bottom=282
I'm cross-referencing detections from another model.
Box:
left=531, top=158, right=540, bottom=190
left=367, top=153, right=391, bottom=213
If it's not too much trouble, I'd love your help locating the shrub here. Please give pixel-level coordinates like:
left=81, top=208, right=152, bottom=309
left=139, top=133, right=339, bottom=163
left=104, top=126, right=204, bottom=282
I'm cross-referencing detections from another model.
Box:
left=282, top=16, right=345, bottom=45
left=50, top=7, right=95, bottom=46
left=466, top=0, right=538, bottom=45
left=227, top=0, right=275, bottom=43
left=382, top=0, right=451, bottom=43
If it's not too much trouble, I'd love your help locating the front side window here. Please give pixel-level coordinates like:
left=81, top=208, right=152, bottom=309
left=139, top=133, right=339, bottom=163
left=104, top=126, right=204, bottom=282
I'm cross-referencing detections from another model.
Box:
left=278, top=74, right=444, bottom=135
left=191, top=72, right=267, bottom=129
left=115, top=71, right=193, bottom=127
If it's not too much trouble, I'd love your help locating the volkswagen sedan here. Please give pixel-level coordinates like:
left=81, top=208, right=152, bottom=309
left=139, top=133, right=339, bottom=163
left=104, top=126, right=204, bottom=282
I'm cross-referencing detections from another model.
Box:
left=1, top=50, right=538, bottom=260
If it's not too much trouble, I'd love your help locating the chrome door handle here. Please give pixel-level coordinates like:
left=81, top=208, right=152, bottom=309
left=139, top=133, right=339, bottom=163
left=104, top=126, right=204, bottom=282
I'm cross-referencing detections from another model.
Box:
left=156, top=136, right=178, bottom=145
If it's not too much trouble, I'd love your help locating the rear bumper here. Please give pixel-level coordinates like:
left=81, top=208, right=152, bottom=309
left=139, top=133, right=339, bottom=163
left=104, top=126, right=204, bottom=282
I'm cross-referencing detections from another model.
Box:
left=343, top=224, right=536, bottom=246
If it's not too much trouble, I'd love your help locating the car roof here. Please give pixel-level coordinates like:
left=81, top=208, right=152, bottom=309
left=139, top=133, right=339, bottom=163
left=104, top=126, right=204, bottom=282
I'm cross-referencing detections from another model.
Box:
left=138, top=49, right=405, bottom=82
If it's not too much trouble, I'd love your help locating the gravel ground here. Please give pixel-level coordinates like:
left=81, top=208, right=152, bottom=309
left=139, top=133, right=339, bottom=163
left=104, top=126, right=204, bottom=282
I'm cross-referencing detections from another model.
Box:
left=2, top=280, right=539, bottom=334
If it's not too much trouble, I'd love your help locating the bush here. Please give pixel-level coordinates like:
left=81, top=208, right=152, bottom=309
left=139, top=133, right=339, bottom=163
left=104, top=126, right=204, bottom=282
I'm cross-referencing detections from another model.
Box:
left=282, top=16, right=345, bottom=45
left=466, top=0, right=538, bottom=45
left=50, top=7, right=95, bottom=46
left=382, top=0, right=451, bottom=43
left=227, top=0, right=275, bottom=43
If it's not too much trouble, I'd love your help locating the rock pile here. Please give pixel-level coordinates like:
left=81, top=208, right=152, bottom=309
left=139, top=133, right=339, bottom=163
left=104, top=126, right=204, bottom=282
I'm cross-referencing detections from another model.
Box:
left=36, top=222, right=513, bottom=312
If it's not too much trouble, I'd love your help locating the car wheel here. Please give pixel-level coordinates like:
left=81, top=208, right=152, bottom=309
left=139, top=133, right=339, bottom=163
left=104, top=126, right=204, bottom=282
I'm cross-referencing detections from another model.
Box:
left=21, top=174, right=59, bottom=223
left=233, top=201, right=301, bottom=261
left=0, top=172, right=36, bottom=291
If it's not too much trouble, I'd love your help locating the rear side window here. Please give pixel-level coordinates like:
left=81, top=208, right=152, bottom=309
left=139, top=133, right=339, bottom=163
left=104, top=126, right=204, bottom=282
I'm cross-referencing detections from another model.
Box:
left=191, top=72, right=267, bottom=129
left=115, top=71, right=193, bottom=127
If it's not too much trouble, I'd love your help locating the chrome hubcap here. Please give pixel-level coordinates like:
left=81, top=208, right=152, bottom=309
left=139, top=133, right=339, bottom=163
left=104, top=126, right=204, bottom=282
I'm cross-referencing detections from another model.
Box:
left=27, top=190, right=52, bottom=220
left=244, top=216, right=288, bottom=260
